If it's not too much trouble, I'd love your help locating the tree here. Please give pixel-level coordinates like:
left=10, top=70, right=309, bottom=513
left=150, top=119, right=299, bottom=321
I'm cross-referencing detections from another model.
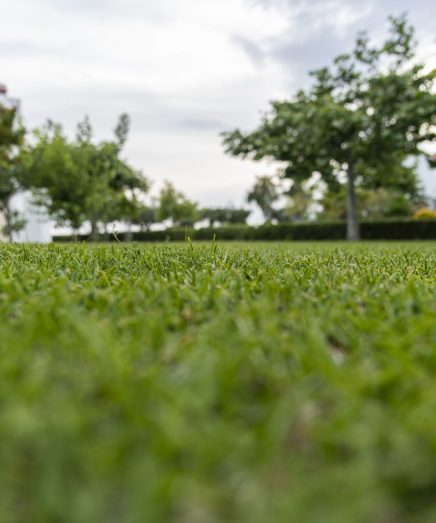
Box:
left=359, top=157, right=423, bottom=200
left=246, top=175, right=280, bottom=222
left=74, top=114, right=150, bottom=238
left=24, top=115, right=149, bottom=238
left=0, top=104, right=26, bottom=240
left=114, top=113, right=130, bottom=147
left=283, top=180, right=316, bottom=222
left=319, top=187, right=415, bottom=221
left=157, top=181, right=198, bottom=226
left=201, top=207, right=226, bottom=226
left=226, top=208, right=251, bottom=224
left=24, top=121, right=89, bottom=232
left=319, top=158, right=425, bottom=220
left=223, top=15, right=436, bottom=240
left=133, top=205, right=157, bottom=231
left=201, top=207, right=250, bottom=226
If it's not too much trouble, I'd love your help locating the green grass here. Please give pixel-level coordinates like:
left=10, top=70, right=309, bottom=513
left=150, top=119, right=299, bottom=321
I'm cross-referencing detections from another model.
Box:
left=0, top=242, right=435, bottom=523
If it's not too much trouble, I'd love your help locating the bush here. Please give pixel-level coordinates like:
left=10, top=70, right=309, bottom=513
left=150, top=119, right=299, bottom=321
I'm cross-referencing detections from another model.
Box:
left=53, top=220, right=436, bottom=242
left=414, top=208, right=436, bottom=220
left=360, top=219, right=436, bottom=240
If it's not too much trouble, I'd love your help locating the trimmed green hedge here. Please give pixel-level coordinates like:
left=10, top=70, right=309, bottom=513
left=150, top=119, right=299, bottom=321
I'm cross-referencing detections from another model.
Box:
left=53, top=219, right=436, bottom=242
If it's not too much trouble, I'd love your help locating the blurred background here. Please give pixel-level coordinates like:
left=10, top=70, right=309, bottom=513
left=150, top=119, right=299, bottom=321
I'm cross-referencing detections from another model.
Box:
left=0, top=0, right=435, bottom=241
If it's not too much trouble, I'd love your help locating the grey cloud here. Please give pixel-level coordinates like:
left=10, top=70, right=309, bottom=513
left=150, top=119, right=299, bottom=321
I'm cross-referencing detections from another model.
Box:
left=255, top=0, right=435, bottom=90
left=26, top=85, right=227, bottom=136
left=272, top=29, right=346, bottom=71
left=231, top=35, right=264, bottom=64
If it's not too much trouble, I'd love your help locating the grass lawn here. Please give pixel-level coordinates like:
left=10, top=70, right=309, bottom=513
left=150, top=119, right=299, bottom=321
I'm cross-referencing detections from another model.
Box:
left=0, top=241, right=435, bottom=522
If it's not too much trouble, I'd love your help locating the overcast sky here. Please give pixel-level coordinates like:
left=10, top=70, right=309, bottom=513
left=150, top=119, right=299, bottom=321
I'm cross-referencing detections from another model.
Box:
left=1, top=0, right=435, bottom=207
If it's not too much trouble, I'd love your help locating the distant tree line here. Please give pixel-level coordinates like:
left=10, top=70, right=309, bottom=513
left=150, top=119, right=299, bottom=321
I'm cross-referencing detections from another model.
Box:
left=0, top=110, right=253, bottom=239
left=0, top=15, right=434, bottom=241
left=0, top=101, right=433, bottom=242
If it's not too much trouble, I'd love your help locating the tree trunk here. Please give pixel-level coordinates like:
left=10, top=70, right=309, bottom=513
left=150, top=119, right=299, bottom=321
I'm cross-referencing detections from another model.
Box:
left=103, top=223, right=110, bottom=242
left=90, top=219, right=99, bottom=241
left=346, top=166, right=360, bottom=241
left=126, top=221, right=133, bottom=242
left=4, top=200, right=13, bottom=243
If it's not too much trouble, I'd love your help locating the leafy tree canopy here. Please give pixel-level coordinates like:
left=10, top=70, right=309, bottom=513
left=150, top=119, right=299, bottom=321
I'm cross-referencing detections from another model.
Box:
left=223, top=15, right=436, bottom=239
left=0, top=104, right=26, bottom=239
left=24, top=115, right=150, bottom=235
left=201, top=207, right=250, bottom=226
left=158, top=181, right=198, bottom=226
left=247, top=175, right=281, bottom=222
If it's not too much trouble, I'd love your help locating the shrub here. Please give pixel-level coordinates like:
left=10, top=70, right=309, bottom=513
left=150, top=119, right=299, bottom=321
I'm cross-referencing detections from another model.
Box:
left=53, top=220, right=436, bottom=242
left=414, top=208, right=436, bottom=220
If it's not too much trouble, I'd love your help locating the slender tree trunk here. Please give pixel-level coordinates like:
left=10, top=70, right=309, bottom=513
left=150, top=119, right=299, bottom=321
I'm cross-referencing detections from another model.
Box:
left=126, top=221, right=133, bottom=242
left=346, top=165, right=360, bottom=241
left=90, top=219, right=99, bottom=241
left=104, top=223, right=110, bottom=242
left=4, top=200, right=13, bottom=243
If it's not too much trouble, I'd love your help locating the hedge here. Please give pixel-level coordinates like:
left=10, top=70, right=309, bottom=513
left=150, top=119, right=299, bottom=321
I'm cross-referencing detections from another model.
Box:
left=52, top=219, right=436, bottom=242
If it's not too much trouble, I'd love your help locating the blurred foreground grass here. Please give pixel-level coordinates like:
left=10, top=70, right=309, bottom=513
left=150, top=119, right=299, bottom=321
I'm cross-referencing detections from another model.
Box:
left=0, top=242, right=435, bottom=522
